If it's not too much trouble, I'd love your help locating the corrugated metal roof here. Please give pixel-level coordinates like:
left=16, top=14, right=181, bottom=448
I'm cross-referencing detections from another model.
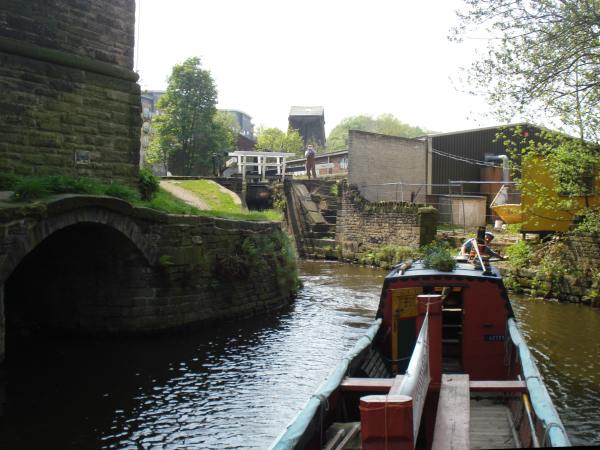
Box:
left=430, top=124, right=541, bottom=195
left=418, top=122, right=535, bottom=139
left=289, top=106, right=324, bottom=116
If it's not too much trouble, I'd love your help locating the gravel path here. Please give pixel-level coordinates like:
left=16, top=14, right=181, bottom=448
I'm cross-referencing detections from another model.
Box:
left=159, top=180, right=210, bottom=210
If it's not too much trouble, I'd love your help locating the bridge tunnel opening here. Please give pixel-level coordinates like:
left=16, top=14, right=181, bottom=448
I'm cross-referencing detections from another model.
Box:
left=3, top=222, right=152, bottom=357
left=245, top=183, right=273, bottom=210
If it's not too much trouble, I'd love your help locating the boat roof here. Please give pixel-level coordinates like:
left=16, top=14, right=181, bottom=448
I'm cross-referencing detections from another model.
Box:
left=385, top=260, right=502, bottom=281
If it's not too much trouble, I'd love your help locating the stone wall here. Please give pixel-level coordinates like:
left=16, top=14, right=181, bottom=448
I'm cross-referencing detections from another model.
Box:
left=0, top=196, right=297, bottom=363
left=0, top=0, right=135, bottom=67
left=0, top=0, right=141, bottom=185
left=336, top=183, right=437, bottom=260
left=564, top=232, right=600, bottom=269
left=508, top=232, right=600, bottom=304
left=348, top=130, right=428, bottom=203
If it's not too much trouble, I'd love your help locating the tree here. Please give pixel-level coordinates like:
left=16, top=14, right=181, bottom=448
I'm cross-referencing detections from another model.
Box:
left=451, top=0, right=600, bottom=143
left=145, top=114, right=180, bottom=175
left=326, top=114, right=428, bottom=151
left=153, top=57, right=218, bottom=175
left=255, top=127, right=305, bottom=156
left=210, top=111, right=238, bottom=175
left=453, top=1, right=600, bottom=229
left=504, top=127, right=599, bottom=214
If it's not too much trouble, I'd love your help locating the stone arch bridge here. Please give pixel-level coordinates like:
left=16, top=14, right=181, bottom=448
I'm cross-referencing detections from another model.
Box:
left=0, top=195, right=292, bottom=364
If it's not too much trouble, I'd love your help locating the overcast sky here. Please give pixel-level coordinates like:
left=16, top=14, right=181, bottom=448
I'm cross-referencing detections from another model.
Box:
left=134, top=0, right=502, bottom=135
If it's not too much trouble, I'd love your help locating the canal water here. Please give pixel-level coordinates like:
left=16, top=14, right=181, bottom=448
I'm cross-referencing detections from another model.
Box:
left=0, top=261, right=599, bottom=448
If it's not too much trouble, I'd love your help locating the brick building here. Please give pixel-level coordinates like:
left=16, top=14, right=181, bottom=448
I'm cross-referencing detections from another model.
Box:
left=288, top=106, right=326, bottom=147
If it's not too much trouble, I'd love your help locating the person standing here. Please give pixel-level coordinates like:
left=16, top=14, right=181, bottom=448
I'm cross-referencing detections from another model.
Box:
left=460, top=231, right=504, bottom=259
left=305, top=144, right=317, bottom=179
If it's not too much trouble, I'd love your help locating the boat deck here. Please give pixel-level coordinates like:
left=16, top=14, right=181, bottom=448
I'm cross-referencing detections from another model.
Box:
left=326, top=401, right=520, bottom=450
left=336, top=376, right=526, bottom=449
left=470, top=399, right=520, bottom=449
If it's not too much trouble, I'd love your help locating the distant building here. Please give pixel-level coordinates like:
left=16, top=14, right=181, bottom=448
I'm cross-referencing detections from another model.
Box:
left=144, top=90, right=165, bottom=109
left=140, top=93, right=158, bottom=169
left=220, top=109, right=256, bottom=152
left=288, top=106, right=326, bottom=147
left=220, top=109, right=255, bottom=141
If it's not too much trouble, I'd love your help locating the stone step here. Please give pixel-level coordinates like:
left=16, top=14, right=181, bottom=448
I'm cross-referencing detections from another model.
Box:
left=318, top=192, right=339, bottom=200
left=323, top=215, right=337, bottom=224
left=308, top=238, right=337, bottom=249
left=303, top=252, right=339, bottom=261
left=307, top=231, right=336, bottom=239
left=311, top=229, right=335, bottom=238
left=302, top=210, right=327, bottom=225
left=312, top=223, right=335, bottom=233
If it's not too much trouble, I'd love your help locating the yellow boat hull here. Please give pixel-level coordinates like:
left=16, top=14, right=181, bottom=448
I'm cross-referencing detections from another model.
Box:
left=492, top=204, right=522, bottom=224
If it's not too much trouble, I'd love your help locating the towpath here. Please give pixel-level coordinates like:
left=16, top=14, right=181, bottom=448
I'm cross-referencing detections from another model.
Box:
left=159, top=180, right=210, bottom=210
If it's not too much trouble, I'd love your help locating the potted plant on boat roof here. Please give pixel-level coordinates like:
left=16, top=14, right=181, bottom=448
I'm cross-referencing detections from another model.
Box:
left=421, top=241, right=456, bottom=272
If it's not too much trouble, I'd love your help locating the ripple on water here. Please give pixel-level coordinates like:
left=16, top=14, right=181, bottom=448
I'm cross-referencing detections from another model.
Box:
left=0, top=262, right=597, bottom=448
left=510, top=294, right=600, bottom=445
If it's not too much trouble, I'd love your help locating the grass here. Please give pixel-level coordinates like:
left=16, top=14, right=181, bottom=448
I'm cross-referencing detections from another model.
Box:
left=8, top=175, right=138, bottom=202
left=175, top=179, right=282, bottom=221
left=135, top=189, right=201, bottom=215
left=136, top=188, right=282, bottom=221
left=2, top=175, right=282, bottom=221
left=179, top=179, right=240, bottom=213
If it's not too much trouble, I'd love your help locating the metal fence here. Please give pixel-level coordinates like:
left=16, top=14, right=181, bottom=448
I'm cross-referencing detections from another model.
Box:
left=357, top=180, right=520, bottom=231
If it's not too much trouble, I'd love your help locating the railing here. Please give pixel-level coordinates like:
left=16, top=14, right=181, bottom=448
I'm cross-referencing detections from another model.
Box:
left=357, top=180, right=521, bottom=230
left=395, top=313, right=431, bottom=444
left=508, top=318, right=571, bottom=447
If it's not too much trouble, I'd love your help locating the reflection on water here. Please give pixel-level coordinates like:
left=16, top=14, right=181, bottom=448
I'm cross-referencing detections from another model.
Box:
left=0, top=262, right=598, bottom=448
left=510, top=295, right=600, bottom=446
left=0, top=261, right=384, bottom=449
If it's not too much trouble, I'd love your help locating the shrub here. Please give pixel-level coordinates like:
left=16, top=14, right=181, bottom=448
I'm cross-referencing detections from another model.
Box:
left=104, top=183, right=139, bottom=201
left=271, top=183, right=287, bottom=211
left=213, top=231, right=300, bottom=294
left=574, top=207, right=600, bottom=233
left=12, top=177, right=51, bottom=201
left=421, top=241, right=456, bottom=272
left=45, top=175, right=103, bottom=195
left=138, top=168, right=160, bottom=201
left=158, top=255, right=174, bottom=267
left=330, top=182, right=339, bottom=196
left=0, top=173, right=22, bottom=190
left=374, top=245, right=418, bottom=267
left=11, top=175, right=139, bottom=201
left=505, top=240, right=531, bottom=269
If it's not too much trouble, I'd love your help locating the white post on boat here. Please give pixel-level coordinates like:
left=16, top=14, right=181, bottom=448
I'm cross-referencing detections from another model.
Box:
left=395, top=312, right=431, bottom=444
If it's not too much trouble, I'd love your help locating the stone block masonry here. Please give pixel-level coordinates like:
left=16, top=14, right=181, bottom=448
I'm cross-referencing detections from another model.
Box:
left=348, top=130, right=428, bottom=203
left=336, top=182, right=437, bottom=260
left=0, top=196, right=297, bottom=363
left=508, top=232, right=600, bottom=304
left=0, top=0, right=141, bottom=186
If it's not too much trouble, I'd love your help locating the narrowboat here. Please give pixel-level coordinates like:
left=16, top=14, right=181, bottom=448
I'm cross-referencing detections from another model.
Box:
left=270, top=234, right=570, bottom=449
